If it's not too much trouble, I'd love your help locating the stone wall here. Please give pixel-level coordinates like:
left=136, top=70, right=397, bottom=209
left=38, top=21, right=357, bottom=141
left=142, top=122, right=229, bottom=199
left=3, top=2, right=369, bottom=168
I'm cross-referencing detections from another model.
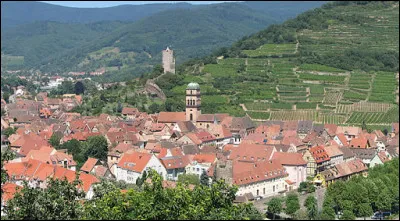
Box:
left=145, top=80, right=166, bottom=101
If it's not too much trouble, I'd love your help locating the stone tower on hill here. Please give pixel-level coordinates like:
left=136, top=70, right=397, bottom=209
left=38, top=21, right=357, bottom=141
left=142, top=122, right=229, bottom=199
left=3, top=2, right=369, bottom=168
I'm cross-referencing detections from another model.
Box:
left=185, top=82, right=201, bottom=122
left=162, top=47, right=175, bottom=74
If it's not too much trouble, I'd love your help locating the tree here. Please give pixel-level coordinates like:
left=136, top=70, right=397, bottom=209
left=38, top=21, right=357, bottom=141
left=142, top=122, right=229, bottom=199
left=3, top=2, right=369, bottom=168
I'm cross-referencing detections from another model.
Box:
left=294, top=208, right=308, bottom=220
left=49, top=133, right=62, bottom=149
left=340, top=210, right=355, bottom=220
left=357, top=203, right=373, bottom=220
left=3, top=127, right=16, bottom=137
left=361, top=120, right=367, bottom=131
left=304, top=195, right=317, bottom=220
left=320, top=206, right=336, bottom=220
left=74, top=81, right=85, bottom=95
left=84, top=135, right=109, bottom=161
left=200, top=171, right=209, bottom=186
left=84, top=169, right=263, bottom=220
left=298, top=181, right=308, bottom=193
left=285, top=193, right=300, bottom=218
left=4, top=177, right=85, bottom=220
left=1, top=150, right=15, bottom=190
left=266, top=197, right=282, bottom=220
left=92, top=179, right=120, bottom=200
left=177, top=173, right=200, bottom=185
left=148, top=103, right=159, bottom=114
left=116, top=101, right=123, bottom=113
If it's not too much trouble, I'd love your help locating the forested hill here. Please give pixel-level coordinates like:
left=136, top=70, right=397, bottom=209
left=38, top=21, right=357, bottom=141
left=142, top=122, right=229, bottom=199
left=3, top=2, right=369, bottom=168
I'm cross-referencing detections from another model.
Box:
left=0, top=1, right=194, bottom=29
left=1, top=1, right=326, bottom=30
left=1, top=1, right=325, bottom=78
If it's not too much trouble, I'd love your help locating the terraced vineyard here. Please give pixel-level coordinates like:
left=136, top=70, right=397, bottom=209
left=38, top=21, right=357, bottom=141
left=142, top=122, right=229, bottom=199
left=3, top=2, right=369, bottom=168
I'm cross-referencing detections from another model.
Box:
left=169, top=2, right=399, bottom=126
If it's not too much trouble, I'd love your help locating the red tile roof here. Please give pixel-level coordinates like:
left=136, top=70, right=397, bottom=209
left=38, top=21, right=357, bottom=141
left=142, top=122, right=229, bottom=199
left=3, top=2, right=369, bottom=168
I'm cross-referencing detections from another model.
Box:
left=229, top=143, right=275, bottom=162
left=157, top=112, right=186, bottom=123
left=232, top=160, right=287, bottom=186
left=122, top=107, right=138, bottom=115
left=80, top=158, right=98, bottom=173
left=160, top=155, right=190, bottom=169
left=271, top=152, right=307, bottom=166
left=324, top=124, right=338, bottom=136
left=2, top=183, right=21, bottom=203
left=117, top=152, right=153, bottom=173
left=377, top=151, right=391, bottom=163
left=191, top=154, right=217, bottom=164
left=309, top=146, right=330, bottom=163
left=349, top=136, right=369, bottom=148
left=336, top=133, right=348, bottom=146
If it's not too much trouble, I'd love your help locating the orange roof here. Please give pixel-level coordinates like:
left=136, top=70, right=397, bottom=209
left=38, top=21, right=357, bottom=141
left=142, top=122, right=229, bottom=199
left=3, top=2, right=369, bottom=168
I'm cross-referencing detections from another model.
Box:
left=161, top=155, right=190, bottom=169
left=80, top=158, right=98, bottom=173
left=122, top=107, right=138, bottom=115
left=324, top=145, right=343, bottom=157
left=349, top=136, right=368, bottom=148
left=2, top=183, right=21, bottom=203
left=324, top=124, right=338, bottom=136
left=79, top=172, right=100, bottom=192
left=271, top=152, right=307, bottom=166
left=192, top=153, right=216, bottom=164
left=229, top=143, right=275, bottom=162
left=377, top=151, right=391, bottom=163
left=158, top=112, right=186, bottom=123
left=117, top=152, right=153, bottom=173
left=309, top=146, right=330, bottom=163
left=336, top=133, right=348, bottom=146
left=232, top=160, right=287, bottom=186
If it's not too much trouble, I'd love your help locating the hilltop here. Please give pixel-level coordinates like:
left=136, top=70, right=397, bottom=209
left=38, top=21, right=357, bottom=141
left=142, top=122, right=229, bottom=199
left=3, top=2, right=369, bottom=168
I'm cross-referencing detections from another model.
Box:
left=1, top=1, right=325, bottom=79
left=153, top=1, right=399, bottom=128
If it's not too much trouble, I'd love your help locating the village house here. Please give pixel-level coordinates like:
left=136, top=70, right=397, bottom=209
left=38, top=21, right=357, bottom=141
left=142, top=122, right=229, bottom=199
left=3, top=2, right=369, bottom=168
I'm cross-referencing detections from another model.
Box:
left=195, top=113, right=229, bottom=129
left=177, top=130, right=217, bottom=149
left=122, top=107, right=139, bottom=120
left=297, top=120, right=313, bottom=139
left=185, top=154, right=217, bottom=179
left=313, top=159, right=368, bottom=187
left=369, top=150, right=391, bottom=168
left=4, top=158, right=99, bottom=199
left=324, top=145, right=344, bottom=167
left=160, top=155, right=190, bottom=181
left=306, top=145, right=330, bottom=176
left=157, top=112, right=186, bottom=127
left=216, top=159, right=289, bottom=200
left=221, top=116, right=255, bottom=144
left=23, top=145, right=77, bottom=171
left=271, top=152, right=307, bottom=189
left=336, top=126, right=362, bottom=141
left=80, top=157, right=114, bottom=179
left=350, top=148, right=377, bottom=167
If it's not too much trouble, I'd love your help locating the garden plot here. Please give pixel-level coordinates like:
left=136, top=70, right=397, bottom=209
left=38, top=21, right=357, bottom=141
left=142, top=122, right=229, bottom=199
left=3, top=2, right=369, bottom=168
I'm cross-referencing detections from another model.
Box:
left=247, top=111, right=271, bottom=120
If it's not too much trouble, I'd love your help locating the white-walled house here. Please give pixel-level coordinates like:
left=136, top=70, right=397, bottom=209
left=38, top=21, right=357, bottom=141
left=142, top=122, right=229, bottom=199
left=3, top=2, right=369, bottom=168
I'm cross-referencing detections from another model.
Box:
left=370, top=151, right=391, bottom=168
left=116, top=152, right=167, bottom=183
left=271, top=152, right=307, bottom=189
left=233, top=160, right=288, bottom=198
left=185, top=154, right=216, bottom=179
left=324, top=145, right=344, bottom=168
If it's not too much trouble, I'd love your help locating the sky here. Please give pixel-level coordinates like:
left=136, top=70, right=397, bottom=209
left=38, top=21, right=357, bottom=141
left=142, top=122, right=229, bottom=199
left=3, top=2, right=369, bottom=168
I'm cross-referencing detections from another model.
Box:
left=41, top=1, right=238, bottom=8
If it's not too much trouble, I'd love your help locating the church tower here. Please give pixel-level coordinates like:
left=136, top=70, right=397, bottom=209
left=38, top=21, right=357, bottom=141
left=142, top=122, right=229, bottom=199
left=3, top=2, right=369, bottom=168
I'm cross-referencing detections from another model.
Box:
left=185, top=82, right=201, bottom=122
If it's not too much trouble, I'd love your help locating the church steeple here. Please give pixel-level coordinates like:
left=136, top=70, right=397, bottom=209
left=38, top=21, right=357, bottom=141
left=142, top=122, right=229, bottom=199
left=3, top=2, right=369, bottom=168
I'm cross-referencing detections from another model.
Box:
left=185, top=82, right=201, bottom=122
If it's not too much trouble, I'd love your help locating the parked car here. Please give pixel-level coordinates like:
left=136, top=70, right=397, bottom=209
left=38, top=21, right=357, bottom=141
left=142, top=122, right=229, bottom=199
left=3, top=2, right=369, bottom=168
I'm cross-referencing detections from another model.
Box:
left=254, top=196, right=263, bottom=201
left=371, top=211, right=391, bottom=219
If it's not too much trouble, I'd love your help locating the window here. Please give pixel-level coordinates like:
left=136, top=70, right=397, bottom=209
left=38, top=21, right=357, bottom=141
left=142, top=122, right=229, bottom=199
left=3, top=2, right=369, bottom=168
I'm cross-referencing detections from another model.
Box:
left=263, top=188, right=265, bottom=194
left=257, top=189, right=259, bottom=196
left=190, top=114, right=193, bottom=121
left=273, top=186, right=275, bottom=192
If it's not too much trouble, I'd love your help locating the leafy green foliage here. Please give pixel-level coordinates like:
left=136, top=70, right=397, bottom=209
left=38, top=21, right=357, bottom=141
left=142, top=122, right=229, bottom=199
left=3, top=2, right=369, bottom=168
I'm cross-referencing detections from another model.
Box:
left=266, top=197, right=282, bottom=220
left=323, top=158, right=399, bottom=219
left=3, top=127, right=17, bottom=137
left=74, top=81, right=85, bottom=95
left=84, top=169, right=263, bottom=220
left=200, top=171, right=210, bottom=186
left=49, top=133, right=62, bottom=149
left=304, top=195, right=317, bottom=220
left=177, top=173, right=200, bottom=186
left=285, top=193, right=300, bottom=218
left=4, top=177, right=85, bottom=220
left=84, top=135, right=109, bottom=161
